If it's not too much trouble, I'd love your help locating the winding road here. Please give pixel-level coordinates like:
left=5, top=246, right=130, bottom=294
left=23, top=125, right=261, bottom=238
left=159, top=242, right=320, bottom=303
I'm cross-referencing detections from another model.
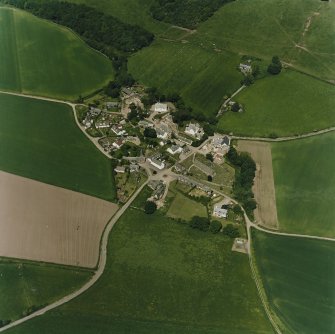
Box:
left=1, top=88, right=335, bottom=333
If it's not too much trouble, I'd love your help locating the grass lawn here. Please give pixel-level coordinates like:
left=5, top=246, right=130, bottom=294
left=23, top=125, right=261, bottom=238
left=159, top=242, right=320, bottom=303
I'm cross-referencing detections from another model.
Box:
left=167, top=191, right=208, bottom=221
left=271, top=132, right=335, bottom=238
left=0, top=258, right=91, bottom=322
left=217, top=70, right=335, bottom=137
left=129, top=40, right=243, bottom=117
left=0, top=6, right=114, bottom=100
left=252, top=229, right=335, bottom=334
left=0, top=93, right=116, bottom=201
left=193, top=0, right=335, bottom=81
left=7, top=205, right=273, bottom=333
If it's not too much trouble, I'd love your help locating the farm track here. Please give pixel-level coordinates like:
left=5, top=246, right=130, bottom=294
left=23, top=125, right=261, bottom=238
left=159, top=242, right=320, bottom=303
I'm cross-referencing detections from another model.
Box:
left=1, top=88, right=335, bottom=332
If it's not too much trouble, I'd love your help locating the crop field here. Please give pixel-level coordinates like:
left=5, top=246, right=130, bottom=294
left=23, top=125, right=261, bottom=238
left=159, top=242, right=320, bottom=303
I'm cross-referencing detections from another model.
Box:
left=0, top=171, right=118, bottom=267
left=167, top=191, right=208, bottom=221
left=129, top=40, right=243, bottom=117
left=238, top=141, right=278, bottom=229
left=0, top=93, right=116, bottom=201
left=218, top=70, right=335, bottom=137
left=252, top=230, right=335, bottom=334
left=6, top=206, right=272, bottom=334
left=272, top=132, right=335, bottom=238
left=0, top=258, right=91, bottom=321
left=0, top=7, right=114, bottom=100
left=193, top=0, right=335, bottom=81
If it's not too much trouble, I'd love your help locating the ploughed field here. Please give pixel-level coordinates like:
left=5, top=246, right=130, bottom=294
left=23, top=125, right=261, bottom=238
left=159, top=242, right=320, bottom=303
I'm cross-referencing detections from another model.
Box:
left=0, top=93, right=116, bottom=201
left=272, top=132, right=335, bottom=238
left=253, top=230, right=335, bottom=334
left=0, top=171, right=118, bottom=267
left=5, top=194, right=273, bottom=334
left=0, top=6, right=114, bottom=100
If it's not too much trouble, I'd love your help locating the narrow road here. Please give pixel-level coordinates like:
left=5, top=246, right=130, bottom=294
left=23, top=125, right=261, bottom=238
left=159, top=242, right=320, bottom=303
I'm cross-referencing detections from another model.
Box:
left=0, top=180, right=149, bottom=333
left=217, top=85, right=246, bottom=117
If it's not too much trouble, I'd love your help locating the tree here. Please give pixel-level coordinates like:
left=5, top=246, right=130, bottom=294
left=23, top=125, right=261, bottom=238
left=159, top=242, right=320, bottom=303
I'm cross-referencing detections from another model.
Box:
left=267, top=56, right=282, bottom=75
left=232, top=204, right=243, bottom=215
left=206, top=153, right=213, bottom=162
left=231, top=102, right=240, bottom=112
left=190, top=216, right=210, bottom=231
left=144, top=127, right=157, bottom=138
left=144, top=201, right=157, bottom=214
left=207, top=175, right=213, bottom=182
left=222, top=224, right=240, bottom=238
left=210, top=221, right=222, bottom=234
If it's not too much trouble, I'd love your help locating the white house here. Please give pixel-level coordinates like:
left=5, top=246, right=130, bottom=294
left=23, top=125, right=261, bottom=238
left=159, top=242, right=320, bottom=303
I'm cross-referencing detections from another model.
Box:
left=111, top=124, right=127, bottom=136
left=156, top=124, right=171, bottom=140
left=148, top=157, right=165, bottom=170
left=153, top=102, right=168, bottom=113
left=185, top=122, right=204, bottom=140
left=167, top=145, right=183, bottom=155
left=212, top=136, right=230, bottom=148
left=239, top=63, right=252, bottom=75
left=213, top=203, right=228, bottom=219
left=114, top=166, right=126, bottom=173
left=112, top=139, right=124, bottom=149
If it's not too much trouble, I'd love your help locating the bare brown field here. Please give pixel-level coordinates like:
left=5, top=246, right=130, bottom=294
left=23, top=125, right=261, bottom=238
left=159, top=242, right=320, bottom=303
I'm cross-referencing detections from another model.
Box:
left=237, top=141, right=278, bottom=229
left=0, top=171, right=118, bottom=268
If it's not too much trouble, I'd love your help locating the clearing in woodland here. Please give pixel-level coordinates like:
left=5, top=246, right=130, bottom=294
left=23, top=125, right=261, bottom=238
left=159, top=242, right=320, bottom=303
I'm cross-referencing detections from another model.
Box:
left=0, top=171, right=118, bottom=268
left=0, top=6, right=114, bottom=100
left=237, top=141, right=278, bottom=230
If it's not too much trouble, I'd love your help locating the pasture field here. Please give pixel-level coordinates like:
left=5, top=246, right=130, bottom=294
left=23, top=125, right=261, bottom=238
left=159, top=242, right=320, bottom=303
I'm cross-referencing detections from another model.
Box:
left=237, top=141, right=278, bottom=229
left=0, top=93, right=116, bottom=201
left=252, top=229, right=335, bottom=334
left=272, top=132, right=335, bottom=238
left=129, top=40, right=243, bottom=117
left=0, top=7, right=114, bottom=100
left=6, top=207, right=273, bottom=334
left=0, top=171, right=118, bottom=267
left=193, top=0, right=335, bottom=81
left=167, top=191, right=208, bottom=221
left=0, top=258, right=91, bottom=321
left=218, top=70, right=335, bottom=137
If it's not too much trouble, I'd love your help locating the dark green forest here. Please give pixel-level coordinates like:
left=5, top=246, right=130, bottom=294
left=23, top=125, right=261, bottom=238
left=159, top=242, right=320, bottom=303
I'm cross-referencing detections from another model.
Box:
left=150, top=0, right=233, bottom=29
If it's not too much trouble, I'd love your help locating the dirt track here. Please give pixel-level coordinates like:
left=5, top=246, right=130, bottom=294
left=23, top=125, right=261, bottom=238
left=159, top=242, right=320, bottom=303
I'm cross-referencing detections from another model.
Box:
left=237, top=141, right=278, bottom=229
left=0, top=171, right=118, bottom=268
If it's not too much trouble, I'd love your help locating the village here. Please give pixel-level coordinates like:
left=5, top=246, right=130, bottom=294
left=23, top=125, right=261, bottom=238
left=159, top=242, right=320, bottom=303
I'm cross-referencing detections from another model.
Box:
left=75, top=84, right=248, bottom=251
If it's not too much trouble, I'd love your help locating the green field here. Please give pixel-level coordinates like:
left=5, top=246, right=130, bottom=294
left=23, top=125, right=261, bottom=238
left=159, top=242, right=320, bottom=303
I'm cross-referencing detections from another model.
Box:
left=271, top=132, right=335, bottom=238
left=7, top=207, right=272, bottom=333
left=0, top=6, right=114, bottom=100
left=218, top=70, right=335, bottom=137
left=193, top=0, right=335, bottom=81
left=0, top=93, right=116, bottom=201
left=252, top=229, right=335, bottom=334
left=129, top=40, right=243, bottom=117
left=167, top=191, right=208, bottom=221
left=0, top=258, right=91, bottom=322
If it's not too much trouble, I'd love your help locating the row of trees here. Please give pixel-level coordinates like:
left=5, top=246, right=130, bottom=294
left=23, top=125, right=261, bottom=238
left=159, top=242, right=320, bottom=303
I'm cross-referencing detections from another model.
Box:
left=226, top=147, right=257, bottom=217
left=150, top=0, right=232, bottom=29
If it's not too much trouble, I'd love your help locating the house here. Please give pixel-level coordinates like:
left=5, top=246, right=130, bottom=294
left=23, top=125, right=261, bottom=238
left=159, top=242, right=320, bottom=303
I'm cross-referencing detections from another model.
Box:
left=130, top=164, right=139, bottom=173
left=111, top=124, right=127, bottom=136
left=212, top=136, right=230, bottom=148
left=156, top=124, right=171, bottom=140
left=121, top=87, right=133, bottom=96
left=185, top=123, right=204, bottom=140
left=106, top=102, right=119, bottom=109
left=148, top=157, right=165, bottom=170
left=89, top=107, right=101, bottom=116
left=239, top=63, right=252, bottom=75
left=112, top=139, right=124, bottom=149
left=153, top=102, right=168, bottom=113
left=138, top=120, right=154, bottom=128
left=213, top=203, right=229, bottom=218
left=167, top=145, right=183, bottom=155
left=114, top=166, right=126, bottom=173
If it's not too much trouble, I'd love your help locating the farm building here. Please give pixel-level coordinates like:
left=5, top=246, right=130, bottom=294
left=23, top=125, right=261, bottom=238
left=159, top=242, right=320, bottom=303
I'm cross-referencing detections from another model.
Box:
left=213, top=203, right=229, bottom=218
left=114, top=166, right=126, bottom=173
left=153, top=102, right=168, bottom=113
left=167, top=145, right=183, bottom=155
left=148, top=157, right=165, bottom=170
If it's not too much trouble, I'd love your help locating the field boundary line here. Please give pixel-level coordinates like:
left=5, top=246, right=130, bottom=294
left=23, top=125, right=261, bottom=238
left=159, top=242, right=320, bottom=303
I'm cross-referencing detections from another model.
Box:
left=0, top=181, right=149, bottom=333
